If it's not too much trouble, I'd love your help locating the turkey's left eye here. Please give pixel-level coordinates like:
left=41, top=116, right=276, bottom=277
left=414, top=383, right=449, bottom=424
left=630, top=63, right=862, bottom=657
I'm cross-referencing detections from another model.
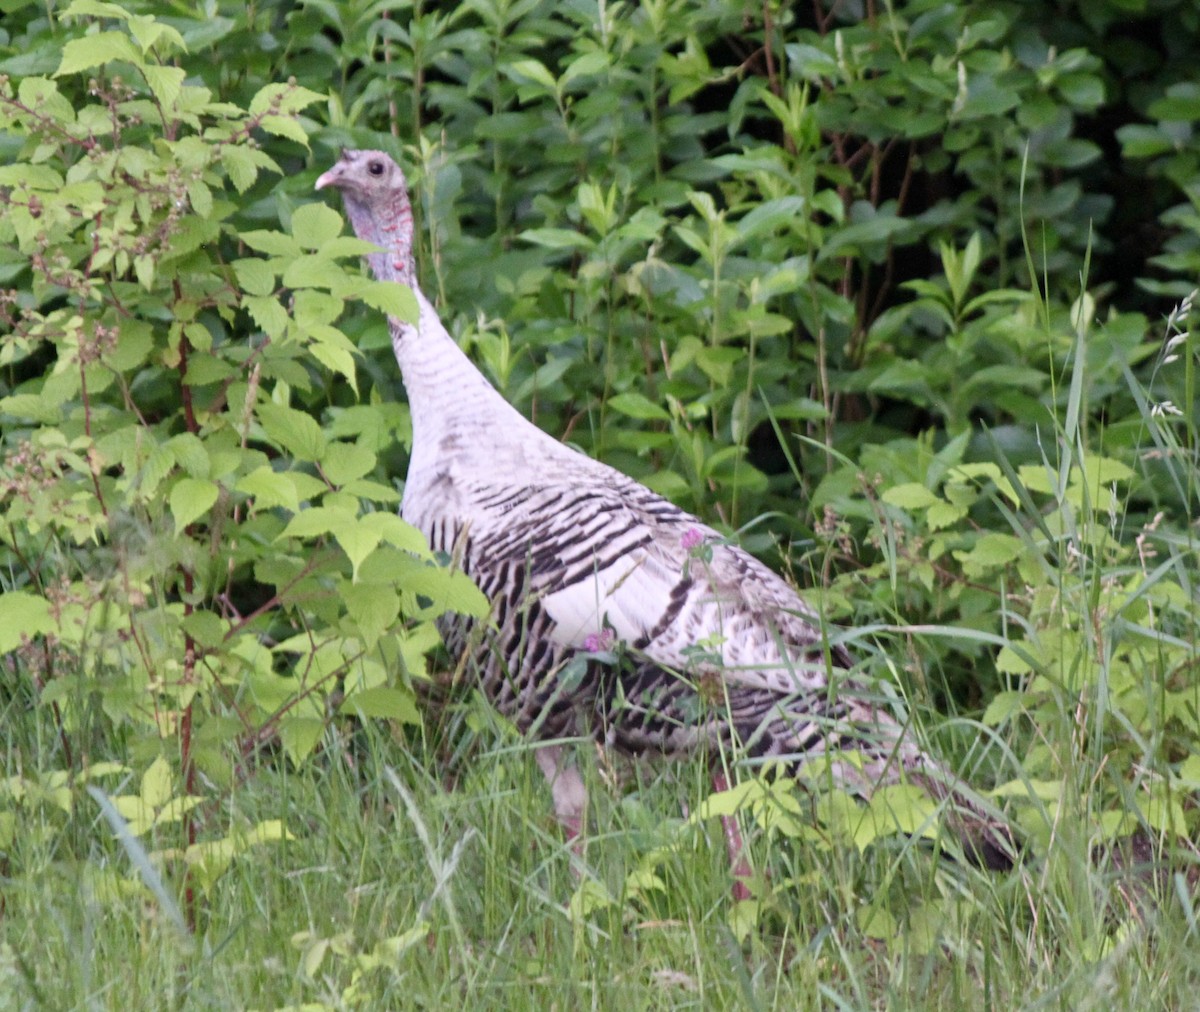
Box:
left=368, top=161, right=384, bottom=176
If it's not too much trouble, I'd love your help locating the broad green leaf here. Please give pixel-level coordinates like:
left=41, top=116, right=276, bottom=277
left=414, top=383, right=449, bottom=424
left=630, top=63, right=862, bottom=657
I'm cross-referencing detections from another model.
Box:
left=279, top=717, right=325, bottom=767
left=560, top=50, right=610, bottom=85
left=981, top=690, right=1025, bottom=727
left=143, top=64, right=185, bottom=108
left=0, top=592, right=56, bottom=651
left=257, top=401, right=326, bottom=461
left=319, top=237, right=380, bottom=259
left=1079, top=455, right=1134, bottom=489
left=341, top=479, right=401, bottom=504
left=61, top=0, right=133, bottom=19
left=607, top=392, right=669, bottom=421
left=140, top=756, right=174, bottom=809
left=343, top=581, right=400, bottom=650
left=339, top=686, right=420, bottom=724
left=322, top=443, right=376, bottom=486
left=238, top=229, right=302, bottom=258
left=881, top=483, right=939, bottom=510
left=354, top=279, right=419, bottom=322
left=181, top=610, right=226, bottom=650
left=291, top=202, right=344, bottom=250
left=168, top=432, right=209, bottom=478
left=221, top=146, right=261, bottom=192
left=736, top=196, right=808, bottom=243
left=259, top=114, right=310, bottom=147
left=505, top=58, right=557, bottom=93
left=926, top=500, right=967, bottom=530
left=283, top=255, right=338, bottom=289
left=233, top=258, right=276, bottom=297
left=237, top=466, right=301, bottom=512
left=308, top=339, right=358, bottom=393
left=170, top=477, right=219, bottom=530
left=329, top=515, right=382, bottom=579
left=127, top=16, right=186, bottom=56
left=279, top=506, right=349, bottom=540
left=248, top=82, right=324, bottom=117
left=360, top=512, right=428, bottom=555
left=957, top=534, right=1023, bottom=575
left=518, top=228, right=595, bottom=252
left=55, top=32, right=142, bottom=77
left=243, top=295, right=289, bottom=338
left=0, top=392, right=61, bottom=424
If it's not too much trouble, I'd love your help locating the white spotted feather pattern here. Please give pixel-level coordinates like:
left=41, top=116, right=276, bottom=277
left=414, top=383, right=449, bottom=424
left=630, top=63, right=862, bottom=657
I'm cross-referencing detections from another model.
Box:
left=315, top=149, right=1015, bottom=870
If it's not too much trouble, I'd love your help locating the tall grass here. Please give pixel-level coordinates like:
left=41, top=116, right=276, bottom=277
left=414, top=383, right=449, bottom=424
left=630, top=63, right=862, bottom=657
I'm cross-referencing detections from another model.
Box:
left=3, top=291, right=1199, bottom=1009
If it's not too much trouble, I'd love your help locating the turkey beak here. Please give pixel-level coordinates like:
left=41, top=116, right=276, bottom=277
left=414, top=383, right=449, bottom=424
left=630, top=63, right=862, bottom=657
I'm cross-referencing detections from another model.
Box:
left=314, top=164, right=345, bottom=191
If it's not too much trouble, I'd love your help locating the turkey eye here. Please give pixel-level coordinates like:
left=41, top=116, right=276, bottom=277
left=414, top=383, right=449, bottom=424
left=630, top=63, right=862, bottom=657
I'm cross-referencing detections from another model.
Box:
left=368, top=161, right=384, bottom=176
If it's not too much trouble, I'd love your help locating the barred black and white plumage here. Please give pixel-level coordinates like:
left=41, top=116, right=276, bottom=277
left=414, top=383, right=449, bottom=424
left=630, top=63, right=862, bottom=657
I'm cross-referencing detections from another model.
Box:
left=315, top=149, right=1015, bottom=872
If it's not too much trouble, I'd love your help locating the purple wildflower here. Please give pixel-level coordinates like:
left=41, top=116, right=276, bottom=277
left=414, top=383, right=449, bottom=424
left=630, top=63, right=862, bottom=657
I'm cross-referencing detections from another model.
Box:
left=680, top=526, right=704, bottom=551
left=583, top=628, right=615, bottom=653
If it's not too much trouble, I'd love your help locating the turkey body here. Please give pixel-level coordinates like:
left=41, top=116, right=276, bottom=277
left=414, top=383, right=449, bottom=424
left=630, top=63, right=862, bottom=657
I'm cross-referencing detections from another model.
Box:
left=315, top=149, right=1014, bottom=870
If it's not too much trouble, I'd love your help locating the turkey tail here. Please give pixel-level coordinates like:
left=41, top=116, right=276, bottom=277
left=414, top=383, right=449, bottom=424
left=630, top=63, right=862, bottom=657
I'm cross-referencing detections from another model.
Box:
left=909, top=767, right=1019, bottom=871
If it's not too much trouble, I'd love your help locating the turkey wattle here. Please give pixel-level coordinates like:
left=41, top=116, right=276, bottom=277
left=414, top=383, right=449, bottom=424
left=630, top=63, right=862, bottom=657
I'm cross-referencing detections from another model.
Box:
left=314, top=148, right=1015, bottom=873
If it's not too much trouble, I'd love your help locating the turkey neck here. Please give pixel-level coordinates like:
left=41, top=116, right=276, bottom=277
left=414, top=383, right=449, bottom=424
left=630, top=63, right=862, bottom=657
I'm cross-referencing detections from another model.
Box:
left=347, top=189, right=534, bottom=473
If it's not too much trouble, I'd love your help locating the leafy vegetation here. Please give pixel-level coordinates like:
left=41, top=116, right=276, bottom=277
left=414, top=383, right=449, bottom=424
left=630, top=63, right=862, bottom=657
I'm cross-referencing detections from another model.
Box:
left=1, top=0, right=1197, bottom=1006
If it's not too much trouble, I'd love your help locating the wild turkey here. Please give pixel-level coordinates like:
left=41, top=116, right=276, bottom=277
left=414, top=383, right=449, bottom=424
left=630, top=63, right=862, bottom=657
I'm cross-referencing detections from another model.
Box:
left=314, top=149, right=1016, bottom=875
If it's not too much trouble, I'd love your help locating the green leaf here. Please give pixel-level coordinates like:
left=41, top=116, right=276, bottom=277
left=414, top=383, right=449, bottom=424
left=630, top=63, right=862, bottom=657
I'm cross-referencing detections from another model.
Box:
left=736, top=196, right=808, bottom=243
left=61, top=0, right=133, bottom=19
left=505, top=58, right=557, bottom=93
left=0, top=592, right=56, bottom=651
left=279, top=506, right=347, bottom=540
left=259, top=114, right=310, bottom=147
left=1148, top=87, right=1200, bottom=122
left=143, top=64, right=185, bottom=108
left=283, top=255, right=338, bottom=289
left=181, top=610, right=226, bottom=650
left=339, top=686, right=420, bottom=724
left=319, top=237, right=380, bottom=259
left=322, top=443, right=376, bottom=486
left=248, top=82, right=324, bottom=117
left=1116, top=124, right=1173, bottom=159
left=55, top=31, right=142, bottom=77
left=881, top=483, right=938, bottom=510
left=238, top=229, right=302, bottom=258
left=233, top=258, right=276, bottom=297
left=0, top=392, right=61, bottom=424
left=140, top=756, right=174, bottom=809
left=257, top=402, right=327, bottom=461
left=981, top=691, right=1025, bottom=727
left=168, top=432, right=209, bottom=477
left=329, top=515, right=382, bottom=579
left=925, top=500, right=967, bottom=530
left=607, top=392, right=669, bottom=421
left=955, top=533, right=1023, bottom=575
left=560, top=50, right=610, bottom=85
left=237, top=466, right=301, bottom=512
left=343, top=582, right=400, bottom=650
left=221, top=149, right=257, bottom=193
left=243, top=295, right=289, bottom=339
left=279, top=717, right=324, bottom=767
left=341, top=479, right=401, bottom=504
left=170, top=477, right=219, bottom=531
left=352, top=279, right=419, bottom=322
left=518, top=228, right=595, bottom=252
left=360, top=511, right=427, bottom=555
left=291, top=202, right=345, bottom=250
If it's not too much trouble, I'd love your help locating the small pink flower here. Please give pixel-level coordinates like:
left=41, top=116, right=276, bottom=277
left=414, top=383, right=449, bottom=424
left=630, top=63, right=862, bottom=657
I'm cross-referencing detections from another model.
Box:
left=680, top=526, right=704, bottom=551
left=583, top=628, right=615, bottom=653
